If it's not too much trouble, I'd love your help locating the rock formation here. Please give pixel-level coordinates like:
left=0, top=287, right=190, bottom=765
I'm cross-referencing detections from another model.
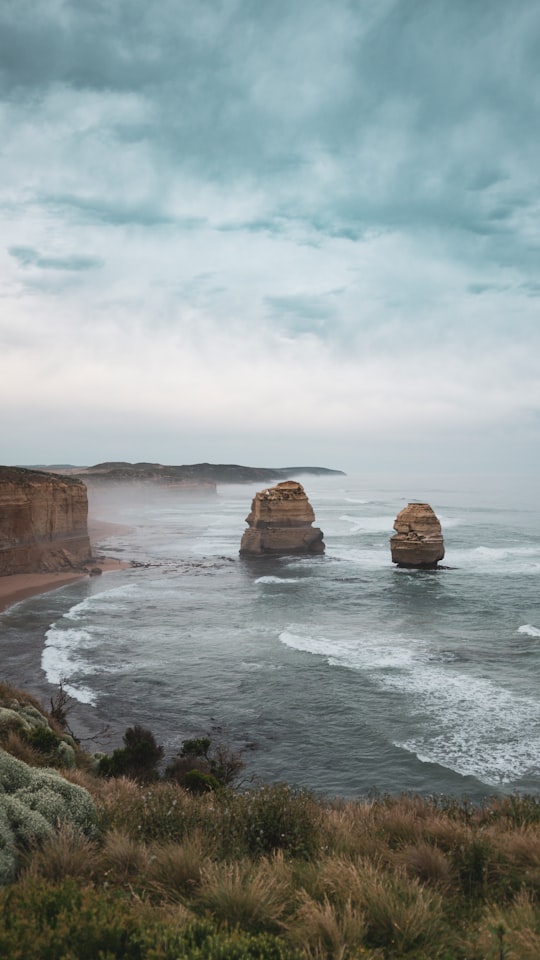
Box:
left=240, top=480, right=325, bottom=556
left=0, top=467, right=92, bottom=575
left=390, top=502, right=445, bottom=569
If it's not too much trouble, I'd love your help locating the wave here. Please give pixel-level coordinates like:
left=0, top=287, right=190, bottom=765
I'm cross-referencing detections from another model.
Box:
left=279, top=629, right=540, bottom=786
left=255, top=576, right=302, bottom=585
left=446, top=545, right=540, bottom=575
left=42, top=626, right=97, bottom=705
left=339, top=514, right=394, bottom=533
left=63, top=583, right=137, bottom=621
left=518, top=624, right=540, bottom=637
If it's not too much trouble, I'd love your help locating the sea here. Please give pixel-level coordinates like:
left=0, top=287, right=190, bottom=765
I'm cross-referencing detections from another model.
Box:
left=2, top=472, right=540, bottom=801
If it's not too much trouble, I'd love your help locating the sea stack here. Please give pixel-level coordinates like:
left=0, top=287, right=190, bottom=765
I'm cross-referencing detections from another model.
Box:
left=239, top=480, right=325, bottom=556
left=390, top=502, right=444, bottom=569
left=0, top=466, right=92, bottom=575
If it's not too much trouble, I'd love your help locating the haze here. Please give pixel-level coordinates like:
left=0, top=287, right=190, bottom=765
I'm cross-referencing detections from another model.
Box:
left=2, top=1, right=539, bottom=473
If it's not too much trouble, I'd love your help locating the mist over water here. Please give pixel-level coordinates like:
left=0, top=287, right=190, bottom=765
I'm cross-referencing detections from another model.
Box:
left=3, top=474, right=540, bottom=799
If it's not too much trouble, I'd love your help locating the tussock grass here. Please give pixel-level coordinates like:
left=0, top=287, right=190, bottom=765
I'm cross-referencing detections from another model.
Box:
left=145, top=833, right=208, bottom=901
left=98, top=829, right=150, bottom=885
left=22, top=823, right=99, bottom=883
left=196, top=858, right=291, bottom=933
left=287, top=893, right=367, bottom=960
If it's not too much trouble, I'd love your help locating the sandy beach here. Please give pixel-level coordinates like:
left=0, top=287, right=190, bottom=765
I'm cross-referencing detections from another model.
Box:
left=0, top=517, right=131, bottom=614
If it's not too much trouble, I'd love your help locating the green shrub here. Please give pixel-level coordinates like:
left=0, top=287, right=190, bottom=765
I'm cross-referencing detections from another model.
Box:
left=219, top=784, right=323, bottom=859
left=182, top=770, right=221, bottom=794
left=165, top=737, right=245, bottom=792
left=98, top=725, right=164, bottom=782
left=0, top=879, right=302, bottom=960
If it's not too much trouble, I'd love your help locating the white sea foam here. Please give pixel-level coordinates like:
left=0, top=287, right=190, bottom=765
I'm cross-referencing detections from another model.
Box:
left=42, top=626, right=97, bottom=704
left=446, top=545, right=540, bottom=575
left=255, top=576, right=302, bottom=584
left=518, top=624, right=540, bottom=637
left=63, top=583, right=137, bottom=621
left=339, top=514, right=395, bottom=533
left=279, top=629, right=540, bottom=785
left=325, top=547, right=389, bottom=569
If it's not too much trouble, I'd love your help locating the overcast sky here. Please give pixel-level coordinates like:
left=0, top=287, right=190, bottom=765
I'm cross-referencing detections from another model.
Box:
left=1, top=0, right=539, bottom=473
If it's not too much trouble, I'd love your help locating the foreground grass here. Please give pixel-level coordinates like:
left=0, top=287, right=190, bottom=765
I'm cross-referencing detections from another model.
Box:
left=2, top=684, right=540, bottom=958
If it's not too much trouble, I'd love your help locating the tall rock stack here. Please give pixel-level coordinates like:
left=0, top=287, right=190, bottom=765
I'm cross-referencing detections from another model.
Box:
left=240, top=481, right=325, bottom=556
left=0, top=467, right=92, bottom=575
left=390, top=502, right=445, bottom=569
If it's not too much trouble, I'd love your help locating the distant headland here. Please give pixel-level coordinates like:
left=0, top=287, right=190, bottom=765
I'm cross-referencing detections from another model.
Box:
left=25, top=462, right=346, bottom=486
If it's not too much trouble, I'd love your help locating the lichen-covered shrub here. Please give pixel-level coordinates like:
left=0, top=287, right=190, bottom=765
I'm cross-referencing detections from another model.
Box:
left=0, top=749, right=97, bottom=884
left=0, top=690, right=79, bottom=771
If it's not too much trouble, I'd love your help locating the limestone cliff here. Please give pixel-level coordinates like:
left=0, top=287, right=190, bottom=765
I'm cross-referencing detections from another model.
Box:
left=240, top=481, right=325, bottom=556
left=390, top=502, right=445, bottom=569
left=0, top=467, right=92, bottom=575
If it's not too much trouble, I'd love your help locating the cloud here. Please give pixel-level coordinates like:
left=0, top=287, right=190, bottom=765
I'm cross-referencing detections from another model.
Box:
left=9, top=245, right=103, bottom=271
left=0, top=0, right=539, bottom=469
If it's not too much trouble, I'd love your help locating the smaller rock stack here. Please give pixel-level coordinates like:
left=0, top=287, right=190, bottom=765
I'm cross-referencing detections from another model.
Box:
left=240, top=481, right=325, bottom=556
left=390, top=502, right=444, bottom=569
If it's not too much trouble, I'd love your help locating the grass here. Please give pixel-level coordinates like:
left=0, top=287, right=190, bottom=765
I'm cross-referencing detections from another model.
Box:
left=2, top=681, right=540, bottom=958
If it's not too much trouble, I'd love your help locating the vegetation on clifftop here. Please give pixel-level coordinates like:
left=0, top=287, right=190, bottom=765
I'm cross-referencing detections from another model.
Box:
left=1, top=681, right=540, bottom=958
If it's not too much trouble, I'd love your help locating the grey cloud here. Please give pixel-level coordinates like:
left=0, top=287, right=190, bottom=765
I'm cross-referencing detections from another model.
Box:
left=40, top=194, right=184, bottom=228
left=9, top=245, right=103, bottom=271
left=265, top=293, right=340, bottom=336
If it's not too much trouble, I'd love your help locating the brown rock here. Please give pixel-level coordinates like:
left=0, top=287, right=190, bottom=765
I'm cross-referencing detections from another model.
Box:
left=0, top=467, right=92, bottom=575
left=240, top=480, right=325, bottom=556
left=390, top=502, right=445, bottom=569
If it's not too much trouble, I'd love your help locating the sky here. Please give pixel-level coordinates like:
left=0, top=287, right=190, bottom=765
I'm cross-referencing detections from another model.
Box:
left=1, top=0, right=540, bottom=473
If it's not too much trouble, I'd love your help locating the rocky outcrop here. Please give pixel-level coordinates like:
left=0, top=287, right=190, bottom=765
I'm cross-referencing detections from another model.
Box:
left=0, top=467, right=92, bottom=575
left=390, top=502, right=445, bottom=569
left=240, top=481, right=325, bottom=556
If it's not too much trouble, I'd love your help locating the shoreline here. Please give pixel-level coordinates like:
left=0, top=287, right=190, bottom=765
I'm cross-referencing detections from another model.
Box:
left=0, top=517, right=132, bottom=614
left=0, top=558, right=129, bottom=614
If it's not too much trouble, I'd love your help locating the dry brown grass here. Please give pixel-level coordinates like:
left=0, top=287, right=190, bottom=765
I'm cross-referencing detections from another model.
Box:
left=395, top=841, right=452, bottom=887
left=0, top=681, right=43, bottom=711
left=98, top=829, right=151, bottom=885
left=22, top=823, right=99, bottom=883
left=0, top=728, right=47, bottom=767
left=287, top=892, right=368, bottom=960
left=196, top=858, right=291, bottom=932
left=145, top=832, right=208, bottom=901
left=325, top=801, right=381, bottom=861
left=468, top=891, right=540, bottom=960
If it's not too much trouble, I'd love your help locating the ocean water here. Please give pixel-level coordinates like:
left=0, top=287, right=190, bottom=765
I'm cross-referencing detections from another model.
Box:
left=3, top=473, right=540, bottom=800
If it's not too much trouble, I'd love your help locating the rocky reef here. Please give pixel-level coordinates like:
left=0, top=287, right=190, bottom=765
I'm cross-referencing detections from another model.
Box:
left=240, top=480, right=325, bottom=556
left=0, top=467, right=92, bottom=575
left=390, top=502, right=445, bottom=569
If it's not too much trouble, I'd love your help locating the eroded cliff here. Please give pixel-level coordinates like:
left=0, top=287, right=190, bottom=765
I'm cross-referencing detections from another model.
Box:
left=240, top=480, right=325, bottom=556
left=0, top=467, right=92, bottom=575
left=390, top=502, right=445, bottom=568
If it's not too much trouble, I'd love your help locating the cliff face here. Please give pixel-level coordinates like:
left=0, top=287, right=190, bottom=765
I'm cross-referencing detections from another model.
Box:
left=390, top=502, right=445, bottom=569
left=240, top=481, right=325, bottom=556
left=0, top=467, right=92, bottom=575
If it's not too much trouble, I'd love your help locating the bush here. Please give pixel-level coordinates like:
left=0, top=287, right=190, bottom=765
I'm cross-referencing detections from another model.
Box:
left=165, top=737, right=245, bottom=792
left=0, top=748, right=97, bottom=884
left=0, top=879, right=303, bottom=960
left=98, top=725, right=164, bottom=782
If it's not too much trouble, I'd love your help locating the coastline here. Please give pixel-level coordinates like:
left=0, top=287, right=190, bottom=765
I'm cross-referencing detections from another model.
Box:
left=0, top=517, right=132, bottom=614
